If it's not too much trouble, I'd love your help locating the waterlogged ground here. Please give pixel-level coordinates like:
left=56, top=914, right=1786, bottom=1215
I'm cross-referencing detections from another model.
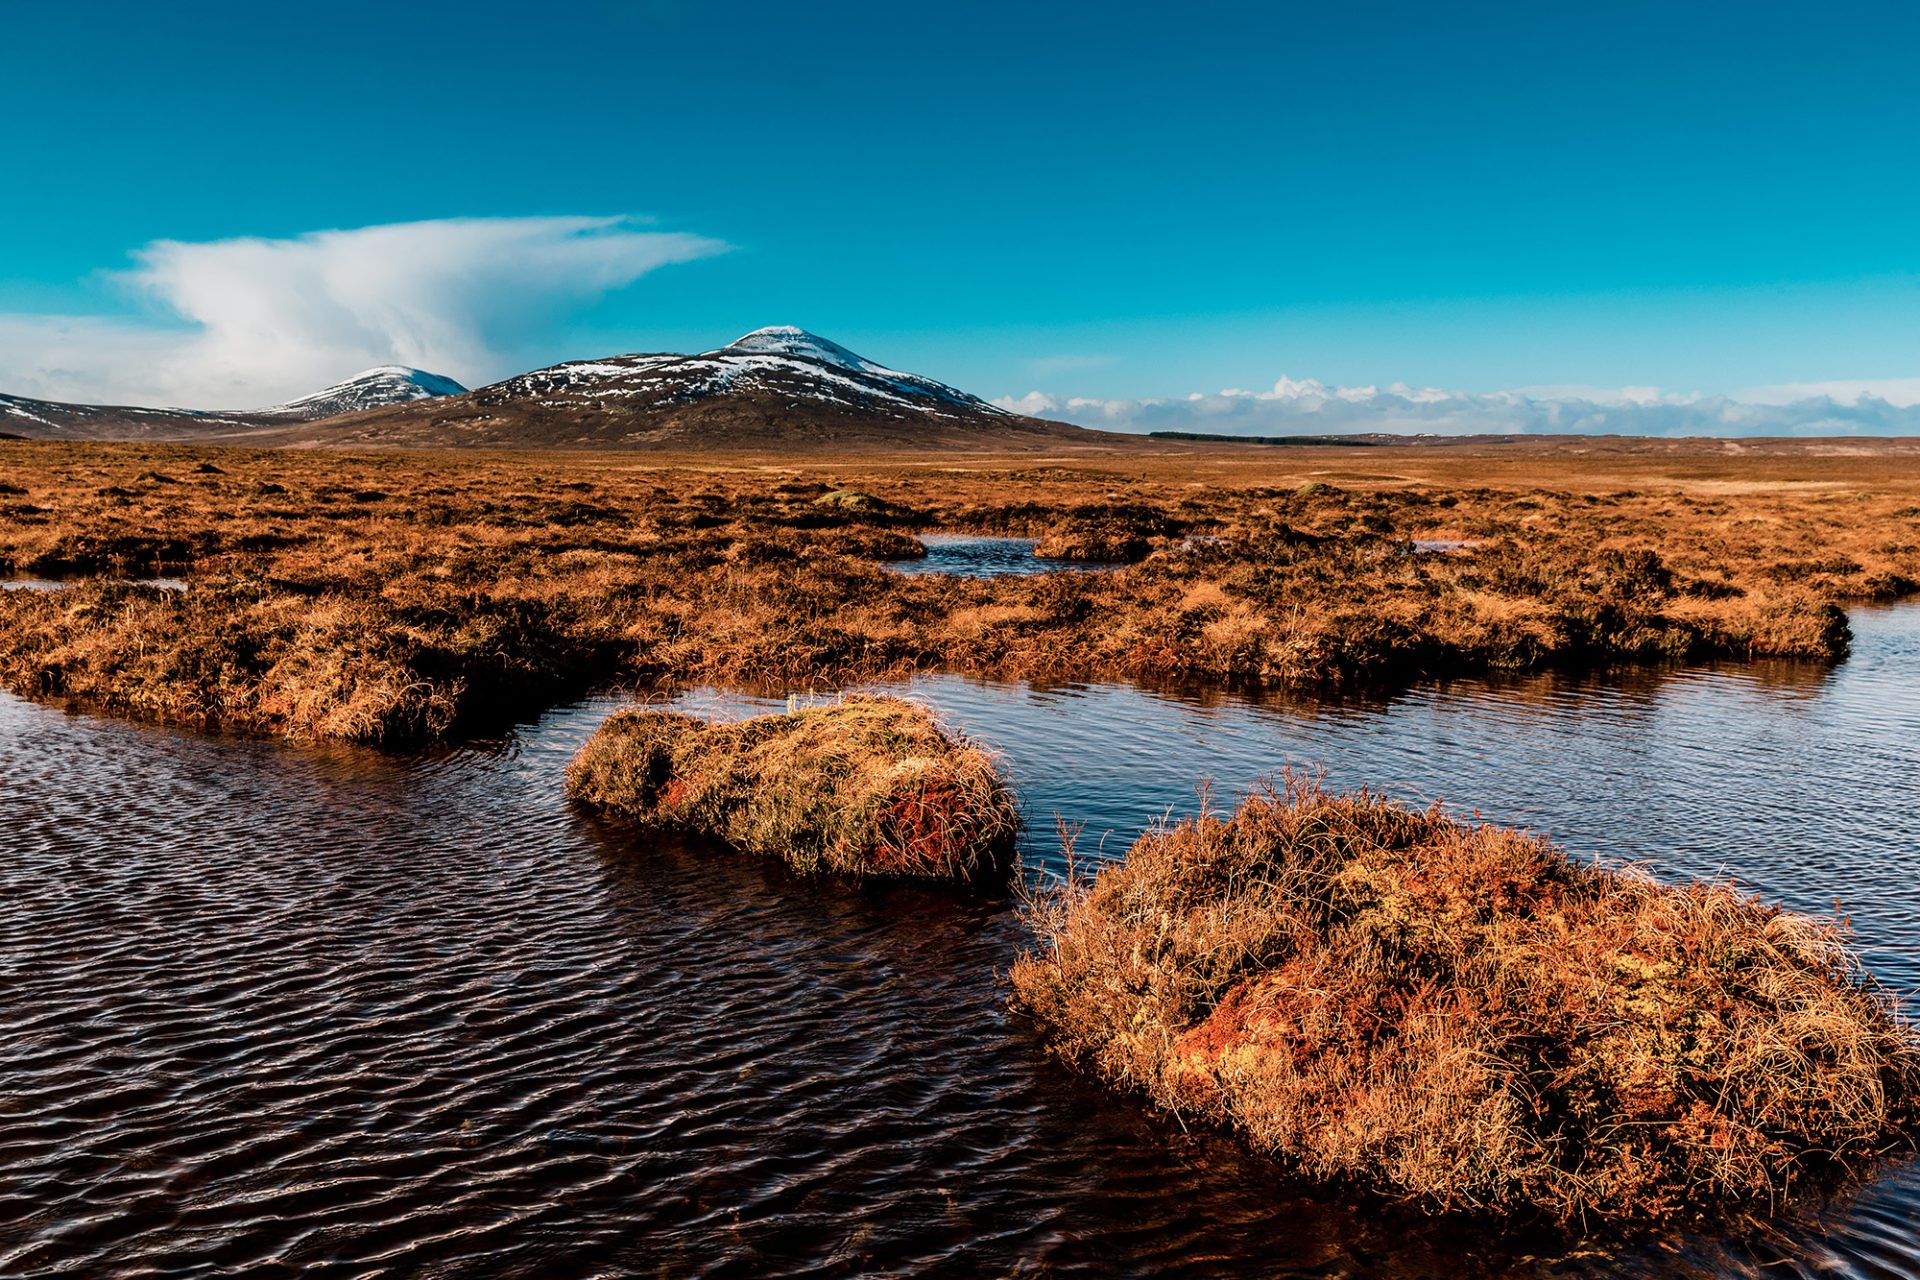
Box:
left=1, top=577, right=188, bottom=593
left=881, top=533, right=1117, bottom=576
left=3, top=608, right=1919, bottom=1276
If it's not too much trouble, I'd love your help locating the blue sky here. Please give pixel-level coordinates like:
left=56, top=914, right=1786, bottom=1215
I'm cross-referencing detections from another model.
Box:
left=3, top=0, right=1918, bottom=426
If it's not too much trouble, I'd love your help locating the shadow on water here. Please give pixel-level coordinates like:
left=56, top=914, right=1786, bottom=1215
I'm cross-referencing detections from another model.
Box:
left=2, top=605, right=1919, bottom=1275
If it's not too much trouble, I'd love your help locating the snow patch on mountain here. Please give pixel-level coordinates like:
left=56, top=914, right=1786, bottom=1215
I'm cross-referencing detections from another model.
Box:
left=2, top=400, right=56, bottom=427
left=478, top=328, right=1011, bottom=422
left=263, top=366, right=469, bottom=419
left=710, top=326, right=886, bottom=373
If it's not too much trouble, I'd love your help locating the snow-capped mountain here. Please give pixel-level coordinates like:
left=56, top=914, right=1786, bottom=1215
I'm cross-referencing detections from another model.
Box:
left=474, top=327, right=1010, bottom=423
left=1, top=331, right=1086, bottom=450
left=0, top=366, right=469, bottom=441
left=296, top=326, right=1092, bottom=451
left=260, top=367, right=470, bottom=419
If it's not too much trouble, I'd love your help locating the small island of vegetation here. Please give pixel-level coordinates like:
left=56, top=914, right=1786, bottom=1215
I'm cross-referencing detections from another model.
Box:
left=1010, top=778, right=1920, bottom=1223
left=567, top=695, right=1019, bottom=882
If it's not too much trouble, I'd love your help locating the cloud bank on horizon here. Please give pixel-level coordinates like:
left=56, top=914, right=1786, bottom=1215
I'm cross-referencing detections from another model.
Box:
left=0, top=216, right=727, bottom=409
left=996, top=375, right=1920, bottom=439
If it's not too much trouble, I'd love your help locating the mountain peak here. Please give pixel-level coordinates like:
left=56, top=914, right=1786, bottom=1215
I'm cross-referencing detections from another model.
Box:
left=712, top=326, right=882, bottom=374
left=264, top=366, right=469, bottom=418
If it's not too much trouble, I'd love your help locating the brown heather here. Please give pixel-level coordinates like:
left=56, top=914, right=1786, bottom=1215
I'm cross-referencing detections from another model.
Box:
left=1008, top=779, right=1920, bottom=1224
left=566, top=695, right=1019, bottom=881
left=0, top=438, right=1916, bottom=744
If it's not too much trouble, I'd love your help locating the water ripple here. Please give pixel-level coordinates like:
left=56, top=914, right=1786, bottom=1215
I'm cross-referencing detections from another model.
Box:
left=3, top=607, right=1919, bottom=1275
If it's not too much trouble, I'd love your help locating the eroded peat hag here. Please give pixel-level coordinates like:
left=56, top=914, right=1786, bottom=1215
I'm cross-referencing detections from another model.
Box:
left=1009, top=780, right=1920, bottom=1225
left=0, top=439, right=1917, bottom=743
left=567, top=695, right=1019, bottom=881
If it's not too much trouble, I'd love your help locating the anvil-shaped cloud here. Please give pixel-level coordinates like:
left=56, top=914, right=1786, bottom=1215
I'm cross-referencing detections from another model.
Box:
left=0, top=216, right=727, bottom=409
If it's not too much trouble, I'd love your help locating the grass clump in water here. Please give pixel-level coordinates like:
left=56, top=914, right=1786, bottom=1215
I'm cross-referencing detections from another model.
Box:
left=1010, top=776, right=1920, bottom=1224
left=1032, top=524, right=1149, bottom=564
left=567, top=694, right=1019, bottom=882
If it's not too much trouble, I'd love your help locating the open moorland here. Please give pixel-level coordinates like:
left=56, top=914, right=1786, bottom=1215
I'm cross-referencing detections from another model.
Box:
left=1, top=437, right=1917, bottom=745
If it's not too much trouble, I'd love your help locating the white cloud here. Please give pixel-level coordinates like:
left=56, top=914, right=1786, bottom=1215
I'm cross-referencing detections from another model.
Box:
left=997, top=375, right=1920, bottom=438
left=1510, top=384, right=1702, bottom=407
left=1738, top=378, right=1920, bottom=409
left=0, top=216, right=728, bottom=408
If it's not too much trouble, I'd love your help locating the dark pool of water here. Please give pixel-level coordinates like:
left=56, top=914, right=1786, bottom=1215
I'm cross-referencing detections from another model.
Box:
left=4, top=608, right=1919, bottom=1276
left=882, top=534, right=1117, bottom=577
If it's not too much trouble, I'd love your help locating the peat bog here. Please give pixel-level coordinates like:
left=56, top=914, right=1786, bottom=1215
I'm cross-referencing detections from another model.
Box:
left=4, top=437, right=1920, bottom=1272
left=7, top=604, right=1920, bottom=1275
left=1, top=439, right=1915, bottom=746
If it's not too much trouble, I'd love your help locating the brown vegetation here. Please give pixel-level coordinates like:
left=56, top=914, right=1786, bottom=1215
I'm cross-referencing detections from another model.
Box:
left=567, top=695, right=1018, bottom=881
left=0, top=439, right=1916, bottom=743
left=1008, top=778, right=1920, bottom=1224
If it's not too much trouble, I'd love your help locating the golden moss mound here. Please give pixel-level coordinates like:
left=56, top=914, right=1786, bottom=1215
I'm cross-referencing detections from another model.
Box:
left=1010, top=778, right=1920, bottom=1223
left=567, top=695, right=1019, bottom=881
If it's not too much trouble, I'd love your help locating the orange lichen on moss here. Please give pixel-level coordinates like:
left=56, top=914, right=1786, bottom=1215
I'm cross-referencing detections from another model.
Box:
left=566, top=695, right=1019, bottom=881
left=1010, top=778, right=1920, bottom=1223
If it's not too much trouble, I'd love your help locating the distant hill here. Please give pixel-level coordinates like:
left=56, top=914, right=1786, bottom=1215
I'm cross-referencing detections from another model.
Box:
left=285, top=327, right=1103, bottom=450
left=0, top=330, right=1103, bottom=450
left=258, top=367, right=469, bottom=420
left=1, top=393, right=264, bottom=441
left=0, top=366, right=469, bottom=441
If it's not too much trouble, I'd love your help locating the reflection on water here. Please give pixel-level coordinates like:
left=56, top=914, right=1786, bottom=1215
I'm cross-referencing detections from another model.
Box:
left=678, top=606, right=1920, bottom=998
left=1, top=577, right=189, bottom=593
left=2, top=607, right=1918, bottom=1276
left=882, top=533, right=1117, bottom=577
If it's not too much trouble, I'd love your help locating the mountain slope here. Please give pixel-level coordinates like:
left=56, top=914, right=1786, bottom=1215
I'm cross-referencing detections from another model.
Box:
left=1, top=394, right=266, bottom=442
left=0, top=366, right=469, bottom=441
left=290, top=327, right=1105, bottom=450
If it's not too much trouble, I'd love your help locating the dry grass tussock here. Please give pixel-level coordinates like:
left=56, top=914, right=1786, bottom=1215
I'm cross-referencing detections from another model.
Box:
left=1009, top=778, right=1920, bottom=1224
left=0, top=441, right=1916, bottom=742
left=566, top=695, right=1019, bottom=881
